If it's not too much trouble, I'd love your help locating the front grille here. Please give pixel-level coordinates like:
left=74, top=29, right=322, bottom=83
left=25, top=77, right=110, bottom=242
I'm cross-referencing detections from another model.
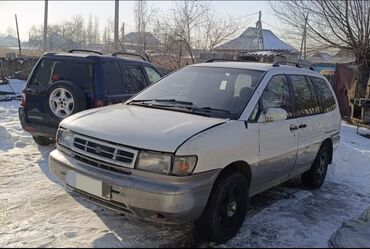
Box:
left=72, top=134, right=137, bottom=169
left=74, top=154, right=131, bottom=175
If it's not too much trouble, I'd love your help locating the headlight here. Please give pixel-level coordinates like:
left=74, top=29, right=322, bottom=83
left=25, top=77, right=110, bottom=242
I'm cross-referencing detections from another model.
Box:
left=136, top=151, right=172, bottom=174
left=56, top=128, right=74, bottom=148
left=136, top=151, right=197, bottom=176
left=173, top=156, right=197, bottom=176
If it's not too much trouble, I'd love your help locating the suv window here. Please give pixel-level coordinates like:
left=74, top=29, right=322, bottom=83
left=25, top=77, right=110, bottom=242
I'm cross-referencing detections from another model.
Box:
left=260, top=75, right=293, bottom=118
left=103, top=62, right=125, bottom=95
left=290, top=75, right=320, bottom=117
left=310, top=77, right=336, bottom=113
left=30, top=59, right=93, bottom=90
left=144, top=67, right=161, bottom=83
left=123, top=65, right=147, bottom=93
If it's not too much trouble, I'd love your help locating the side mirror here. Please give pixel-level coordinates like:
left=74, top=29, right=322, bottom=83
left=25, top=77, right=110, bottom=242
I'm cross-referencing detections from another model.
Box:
left=258, top=107, right=288, bottom=123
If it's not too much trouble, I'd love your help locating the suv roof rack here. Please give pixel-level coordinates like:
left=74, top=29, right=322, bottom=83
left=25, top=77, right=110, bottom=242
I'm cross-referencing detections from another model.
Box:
left=111, top=52, right=150, bottom=62
left=272, top=61, right=314, bottom=71
left=68, top=49, right=103, bottom=55
left=203, top=58, right=238, bottom=63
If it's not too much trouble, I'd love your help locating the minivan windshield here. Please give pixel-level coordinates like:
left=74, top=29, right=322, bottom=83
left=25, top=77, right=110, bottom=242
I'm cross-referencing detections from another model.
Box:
left=129, top=66, right=264, bottom=119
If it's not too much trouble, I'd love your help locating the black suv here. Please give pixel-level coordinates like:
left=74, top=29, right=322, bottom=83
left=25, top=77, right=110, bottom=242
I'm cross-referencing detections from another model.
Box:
left=19, top=50, right=163, bottom=145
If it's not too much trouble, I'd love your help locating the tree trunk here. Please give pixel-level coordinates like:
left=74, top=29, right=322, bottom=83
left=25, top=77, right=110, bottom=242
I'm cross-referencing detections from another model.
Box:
left=355, top=58, right=370, bottom=98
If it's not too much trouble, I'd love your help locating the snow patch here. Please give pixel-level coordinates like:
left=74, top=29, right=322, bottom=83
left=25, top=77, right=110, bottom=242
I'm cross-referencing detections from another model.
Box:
left=329, top=207, right=370, bottom=248
left=0, top=79, right=26, bottom=94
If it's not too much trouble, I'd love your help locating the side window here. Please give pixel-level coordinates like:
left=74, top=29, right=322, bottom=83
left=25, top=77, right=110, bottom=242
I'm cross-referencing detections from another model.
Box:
left=30, top=59, right=53, bottom=87
left=124, top=65, right=147, bottom=93
left=310, top=77, right=336, bottom=113
left=290, top=75, right=320, bottom=117
left=103, top=62, right=125, bottom=95
left=260, top=75, right=293, bottom=118
left=144, top=67, right=162, bottom=83
left=306, top=76, right=321, bottom=114
left=53, top=62, right=93, bottom=90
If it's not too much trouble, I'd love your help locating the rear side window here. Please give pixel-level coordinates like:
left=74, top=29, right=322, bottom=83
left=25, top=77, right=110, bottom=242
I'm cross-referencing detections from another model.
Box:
left=144, top=67, right=161, bottom=83
left=124, top=65, right=147, bottom=93
left=29, top=59, right=93, bottom=90
left=103, top=62, right=125, bottom=95
left=260, top=75, right=293, bottom=118
left=290, top=75, right=320, bottom=117
left=310, top=77, right=336, bottom=113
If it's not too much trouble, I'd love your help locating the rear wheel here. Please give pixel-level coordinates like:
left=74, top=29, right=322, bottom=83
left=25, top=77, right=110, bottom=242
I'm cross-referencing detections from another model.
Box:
left=46, top=81, right=87, bottom=121
left=195, top=171, right=248, bottom=243
left=301, top=144, right=330, bottom=189
left=32, top=136, right=55, bottom=146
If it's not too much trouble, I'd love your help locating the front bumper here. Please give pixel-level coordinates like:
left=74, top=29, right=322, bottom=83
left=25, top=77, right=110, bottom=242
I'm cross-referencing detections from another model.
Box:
left=49, top=149, right=220, bottom=224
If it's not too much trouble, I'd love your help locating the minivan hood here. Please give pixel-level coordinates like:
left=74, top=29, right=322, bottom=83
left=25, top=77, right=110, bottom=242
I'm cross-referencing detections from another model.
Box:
left=60, top=104, right=227, bottom=152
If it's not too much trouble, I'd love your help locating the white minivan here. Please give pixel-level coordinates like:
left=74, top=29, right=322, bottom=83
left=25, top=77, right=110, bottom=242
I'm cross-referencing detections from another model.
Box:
left=49, top=61, right=341, bottom=243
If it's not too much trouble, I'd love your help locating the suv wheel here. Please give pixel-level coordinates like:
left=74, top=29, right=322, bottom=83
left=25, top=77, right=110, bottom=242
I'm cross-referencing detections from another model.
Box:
left=195, top=171, right=248, bottom=243
left=46, top=81, right=87, bottom=121
left=33, top=136, right=55, bottom=146
left=301, top=144, right=330, bottom=189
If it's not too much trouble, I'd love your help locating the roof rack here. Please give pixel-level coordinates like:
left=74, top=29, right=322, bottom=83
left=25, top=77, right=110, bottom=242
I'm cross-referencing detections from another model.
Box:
left=203, top=58, right=238, bottom=63
left=111, top=52, right=150, bottom=62
left=272, top=61, right=314, bottom=71
left=68, top=49, right=102, bottom=55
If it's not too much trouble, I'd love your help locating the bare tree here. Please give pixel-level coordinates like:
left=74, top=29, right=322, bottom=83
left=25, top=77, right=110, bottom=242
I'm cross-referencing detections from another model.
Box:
left=203, top=13, right=241, bottom=51
left=94, top=16, right=100, bottom=44
left=134, top=0, right=156, bottom=53
left=87, top=14, right=93, bottom=45
left=271, top=0, right=370, bottom=98
left=152, top=19, right=188, bottom=69
left=152, top=1, right=242, bottom=68
left=171, top=1, right=210, bottom=63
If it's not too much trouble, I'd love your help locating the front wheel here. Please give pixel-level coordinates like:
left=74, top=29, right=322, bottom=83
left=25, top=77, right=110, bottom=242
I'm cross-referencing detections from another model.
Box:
left=195, top=171, right=249, bottom=243
left=301, top=145, right=330, bottom=189
left=33, top=136, right=55, bottom=146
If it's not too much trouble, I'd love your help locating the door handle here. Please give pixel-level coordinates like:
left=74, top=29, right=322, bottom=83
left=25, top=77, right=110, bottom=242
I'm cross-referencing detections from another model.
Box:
left=299, top=124, right=307, bottom=129
left=290, top=124, right=298, bottom=131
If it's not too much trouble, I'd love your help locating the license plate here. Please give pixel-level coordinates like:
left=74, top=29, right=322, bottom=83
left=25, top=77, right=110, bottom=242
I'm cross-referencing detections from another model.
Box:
left=66, top=171, right=110, bottom=200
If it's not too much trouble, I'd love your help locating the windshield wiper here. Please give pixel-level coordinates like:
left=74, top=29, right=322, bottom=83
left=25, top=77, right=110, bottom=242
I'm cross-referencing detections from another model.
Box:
left=129, top=99, right=193, bottom=106
left=191, top=106, right=231, bottom=114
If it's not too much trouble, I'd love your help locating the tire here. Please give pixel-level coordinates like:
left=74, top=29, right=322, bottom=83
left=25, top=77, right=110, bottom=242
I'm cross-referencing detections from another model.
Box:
left=195, top=171, right=249, bottom=243
left=301, top=144, right=330, bottom=189
left=33, top=136, right=55, bottom=146
left=45, top=81, right=87, bottom=122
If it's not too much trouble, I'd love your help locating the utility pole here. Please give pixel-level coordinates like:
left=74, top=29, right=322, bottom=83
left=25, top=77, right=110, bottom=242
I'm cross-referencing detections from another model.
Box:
left=256, top=10, right=264, bottom=51
left=43, top=0, right=48, bottom=52
left=15, top=14, right=22, bottom=56
left=299, top=14, right=308, bottom=61
left=114, top=0, right=119, bottom=45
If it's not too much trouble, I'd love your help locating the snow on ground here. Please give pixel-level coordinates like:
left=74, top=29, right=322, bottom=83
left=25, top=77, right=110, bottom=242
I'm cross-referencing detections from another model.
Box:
left=0, top=100, right=369, bottom=248
left=0, top=79, right=26, bottom=94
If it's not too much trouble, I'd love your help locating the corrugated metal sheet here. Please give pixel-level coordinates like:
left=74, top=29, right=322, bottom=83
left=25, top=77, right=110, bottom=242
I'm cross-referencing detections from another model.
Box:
left=241, top=50, right=290, bottom=57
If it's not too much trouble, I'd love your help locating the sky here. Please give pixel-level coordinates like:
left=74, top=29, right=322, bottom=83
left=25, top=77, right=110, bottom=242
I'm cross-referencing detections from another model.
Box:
left=0, top=1, right=279, bottom=42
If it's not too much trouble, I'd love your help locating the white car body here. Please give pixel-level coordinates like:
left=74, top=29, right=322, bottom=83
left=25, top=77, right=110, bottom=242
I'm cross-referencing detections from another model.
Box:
left=49, top=62, right=341, bottom=226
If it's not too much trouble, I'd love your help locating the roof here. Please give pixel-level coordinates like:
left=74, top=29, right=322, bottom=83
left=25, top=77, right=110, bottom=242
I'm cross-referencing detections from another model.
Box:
left=124, top=32, right=160, bottom=47
left=192, top=61, right=318, bottom=75
left=43, top=52, right=153, bottom=65
left=215, top=27, right=296, bottom=51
